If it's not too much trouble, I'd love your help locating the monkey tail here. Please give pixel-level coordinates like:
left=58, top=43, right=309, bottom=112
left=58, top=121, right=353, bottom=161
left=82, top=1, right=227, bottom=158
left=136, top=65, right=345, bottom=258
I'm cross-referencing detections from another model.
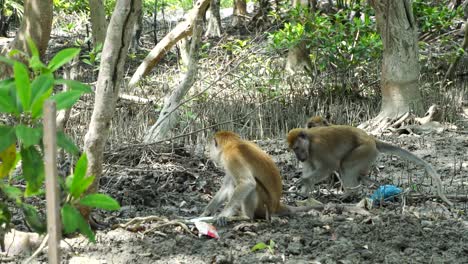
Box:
left=375, top=140, right=453, bottom=207
left=274, top=203, right=324, bottom=216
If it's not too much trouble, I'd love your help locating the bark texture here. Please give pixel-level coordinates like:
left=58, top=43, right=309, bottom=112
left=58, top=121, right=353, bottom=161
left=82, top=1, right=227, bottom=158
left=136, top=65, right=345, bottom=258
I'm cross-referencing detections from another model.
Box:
left=205, top=0, right=222, bottom=37
left=84, top=0, right=141, bottom=197
left=89, top=0, right=108, bottom=46
left=0, top=0, right=53, bottom=77
left=144, top=19, right=202, bottom=143
left=361, top=0, right=422, bottom=132
left=232, top=0, right=247, bottom=27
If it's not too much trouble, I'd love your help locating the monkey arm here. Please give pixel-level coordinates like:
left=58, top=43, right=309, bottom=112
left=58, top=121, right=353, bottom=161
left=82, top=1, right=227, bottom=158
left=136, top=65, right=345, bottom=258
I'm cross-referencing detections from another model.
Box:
left=301, top=163, right=333, bottom=185
left=201, top=175, right=234, bottom=216
left=218, top=179, right=256, bottom=218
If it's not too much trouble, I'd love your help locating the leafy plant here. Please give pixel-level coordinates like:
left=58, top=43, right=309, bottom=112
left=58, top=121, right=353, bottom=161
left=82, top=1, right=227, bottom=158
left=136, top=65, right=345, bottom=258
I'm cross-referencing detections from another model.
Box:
left=81, top=41, right=103, bottom=70
left=251, top=239, right=276, bottom=254
left=413, top=0, right=462, bottom=34
left=268, top=4, right=382, bottom=71
left=0, top=38, right=119, bottom=242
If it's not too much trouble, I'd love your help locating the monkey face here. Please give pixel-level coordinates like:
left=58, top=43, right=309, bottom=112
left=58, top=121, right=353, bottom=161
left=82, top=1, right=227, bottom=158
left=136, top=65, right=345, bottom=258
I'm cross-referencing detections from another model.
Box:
left=207, top=138, right=222, bottom=164
left=291, top=137, right=309, bottom=162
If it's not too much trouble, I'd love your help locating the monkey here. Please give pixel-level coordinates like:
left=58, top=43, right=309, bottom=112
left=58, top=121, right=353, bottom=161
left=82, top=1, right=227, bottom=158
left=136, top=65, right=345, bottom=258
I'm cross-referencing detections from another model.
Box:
left=305, top=115, right=331, bottom=128
left=201, top=131, right=323, bottom=225
left=287, top=126, right=453, bottom=206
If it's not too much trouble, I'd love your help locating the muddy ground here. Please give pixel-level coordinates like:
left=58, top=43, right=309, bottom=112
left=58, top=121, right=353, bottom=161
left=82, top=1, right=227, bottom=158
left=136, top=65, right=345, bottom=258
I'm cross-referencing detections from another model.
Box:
left=8, top=129, right=467, bottom=264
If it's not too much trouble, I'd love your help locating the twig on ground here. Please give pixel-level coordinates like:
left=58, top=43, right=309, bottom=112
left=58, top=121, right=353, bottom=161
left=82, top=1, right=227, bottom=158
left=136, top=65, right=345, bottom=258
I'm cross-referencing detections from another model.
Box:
left=24, top=234, right=48, bottom=264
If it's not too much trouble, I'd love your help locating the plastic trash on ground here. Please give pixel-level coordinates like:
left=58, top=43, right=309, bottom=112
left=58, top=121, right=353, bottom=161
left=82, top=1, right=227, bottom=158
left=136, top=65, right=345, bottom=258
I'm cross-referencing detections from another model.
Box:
left=194, top=221, right=219, bottom=239
left=370, top=185, right=402, bottom=205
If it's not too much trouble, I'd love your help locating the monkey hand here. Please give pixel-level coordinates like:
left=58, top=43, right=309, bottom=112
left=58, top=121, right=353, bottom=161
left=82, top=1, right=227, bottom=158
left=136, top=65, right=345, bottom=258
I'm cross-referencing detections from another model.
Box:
left=215, top=209, right=235, bottom=226
left=200, top=209, right=213, bottom=217
left=297, top=177, right=314, bottom=195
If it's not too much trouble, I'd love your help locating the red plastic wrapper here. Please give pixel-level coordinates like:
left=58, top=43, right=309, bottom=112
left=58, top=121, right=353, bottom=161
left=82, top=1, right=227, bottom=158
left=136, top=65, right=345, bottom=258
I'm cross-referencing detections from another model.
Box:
left=194, top=221, right=220, bottom=239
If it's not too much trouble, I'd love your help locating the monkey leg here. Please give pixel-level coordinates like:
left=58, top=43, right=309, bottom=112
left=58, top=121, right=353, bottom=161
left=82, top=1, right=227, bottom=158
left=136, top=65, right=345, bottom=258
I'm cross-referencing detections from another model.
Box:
left=242, top=190, right=258, bottom=219
left=340, top=144, right=378, bottom=193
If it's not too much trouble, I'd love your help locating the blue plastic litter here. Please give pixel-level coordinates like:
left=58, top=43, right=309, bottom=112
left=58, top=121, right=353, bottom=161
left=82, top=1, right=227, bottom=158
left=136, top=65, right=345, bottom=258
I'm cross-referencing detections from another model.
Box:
left=370, top=185, right=402, bottom=205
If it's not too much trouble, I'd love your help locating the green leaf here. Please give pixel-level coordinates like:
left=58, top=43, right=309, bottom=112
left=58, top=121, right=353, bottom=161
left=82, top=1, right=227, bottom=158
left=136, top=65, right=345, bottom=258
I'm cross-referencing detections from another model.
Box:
left=73, top=153, right=87, bottom=183
left=14, top=62, right=31, bottom=111
left=0, top=144, right=17, bottom=179
left=48, top=48, right=80, bottom=72
left=0, top=56, right=16, bottom=66
left=50, top=90, right=84, bottom=110
left=31, top=74, right=54, bottom=106
left=71, top=175, right=94, bottom=200
left=26, top=37, right=39, bottom=58
left=15, top=125, right=42, bottom=148
left=77, top=213, right=95, bottom=242
left=31, top=88, right=52, bottom=119
left=0, top=126, right=16, bottom=152
left=251, top=242, right=268, bottom=252
left=22, top=204, right=46, bottom=233
left=70, top=153, right=90, bottom=198
left=55, top=79, right=92, bottom=93
left=0, top=203, right=12, bottom=226
left=0, top=78, right=17, bottom=114
left=57, top=131, right=80, bottom=156
left=21, top=146, right=45, bottom=196
left=61, top=203, right=80, bottom=234
left=79, top=194, right=120, bottom=211
left=2, top=185, right=22, bottom=200
left=65, top=175, right=73, bottom=191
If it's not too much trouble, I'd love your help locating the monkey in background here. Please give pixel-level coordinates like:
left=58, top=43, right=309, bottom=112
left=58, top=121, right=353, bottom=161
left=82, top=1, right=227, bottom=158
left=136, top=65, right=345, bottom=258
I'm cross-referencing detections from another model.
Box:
left=305, top=115, right=331, bottom=128
left=287, top=126, right=453, bottom=206
left=201, top=131, right=323, bottom=225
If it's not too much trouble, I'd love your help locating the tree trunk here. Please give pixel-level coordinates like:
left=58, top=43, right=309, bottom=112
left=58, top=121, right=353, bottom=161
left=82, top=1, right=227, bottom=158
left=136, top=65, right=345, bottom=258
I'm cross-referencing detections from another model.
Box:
left=89, top=0, right=108, bottom=46
left=144, top=18, right=202, bottom=143
left=285, top=0, right=313, bottom=75
left=83, top=0, right=141, bottom=201
left=0, top=0, right=53, bottom=77
left=205, top=0, right=222, bottom=37
left=361, top=0, right=422, bottom=132
left=232, top=0, right=247, bottom=27
left=128, top=0, right=210, bottom=88
left=130, top=2, right=144, bottom=52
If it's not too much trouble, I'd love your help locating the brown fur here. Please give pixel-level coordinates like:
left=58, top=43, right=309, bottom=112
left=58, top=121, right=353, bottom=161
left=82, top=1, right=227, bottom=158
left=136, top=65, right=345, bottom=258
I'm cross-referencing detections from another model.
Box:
left=305, top=116, right=330, bottom=128
left=287, top=126, right=452, bottom=206
left=202, top=131, right=322, bottom=223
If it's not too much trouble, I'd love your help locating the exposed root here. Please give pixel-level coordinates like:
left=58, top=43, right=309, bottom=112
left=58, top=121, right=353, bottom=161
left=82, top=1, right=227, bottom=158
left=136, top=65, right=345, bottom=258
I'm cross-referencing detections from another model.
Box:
left=359, top=105, right=445, bottom=135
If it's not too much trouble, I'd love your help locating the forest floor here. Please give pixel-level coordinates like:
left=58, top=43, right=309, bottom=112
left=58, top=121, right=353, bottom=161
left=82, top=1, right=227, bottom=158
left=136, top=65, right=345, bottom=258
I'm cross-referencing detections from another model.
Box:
left=12, top=129, right=467, bottom=264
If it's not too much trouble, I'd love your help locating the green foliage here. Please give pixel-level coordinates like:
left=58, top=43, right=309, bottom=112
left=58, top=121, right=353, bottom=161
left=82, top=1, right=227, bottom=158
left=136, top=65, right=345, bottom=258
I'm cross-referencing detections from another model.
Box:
left=81, top=42, right=103, bottom=70
left=0, top=39, right=118, bottom=242
left=251, top=240, right=276, bottom=254
left=413, top=0, right=462, bottom=34
left=269, top=5, right=382, bottom=71
left=1, top=0, right=24, bottom=21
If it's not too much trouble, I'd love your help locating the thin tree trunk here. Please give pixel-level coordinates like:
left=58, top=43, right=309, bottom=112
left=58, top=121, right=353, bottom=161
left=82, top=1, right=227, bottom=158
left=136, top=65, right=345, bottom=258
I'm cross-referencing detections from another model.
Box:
left=205, top=0, right=222, bottom=37
left=361, top=0, right=422, bottom=132
left=144, top=18, right=202, bottom=143
left=128, top=0, right=210, bottom=88
left=285, top=0, right=313, bottom=75
left=84, top=0, right=141, bottom=202
left=232, top=0, right=247, bottom=27
left=445, top=2, right=468, bottom=79
left=57, top=57, right=79, bottom=131
left=89, top=0, right=107, bottom=46
left=0, top=0, right=53, bottom=77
